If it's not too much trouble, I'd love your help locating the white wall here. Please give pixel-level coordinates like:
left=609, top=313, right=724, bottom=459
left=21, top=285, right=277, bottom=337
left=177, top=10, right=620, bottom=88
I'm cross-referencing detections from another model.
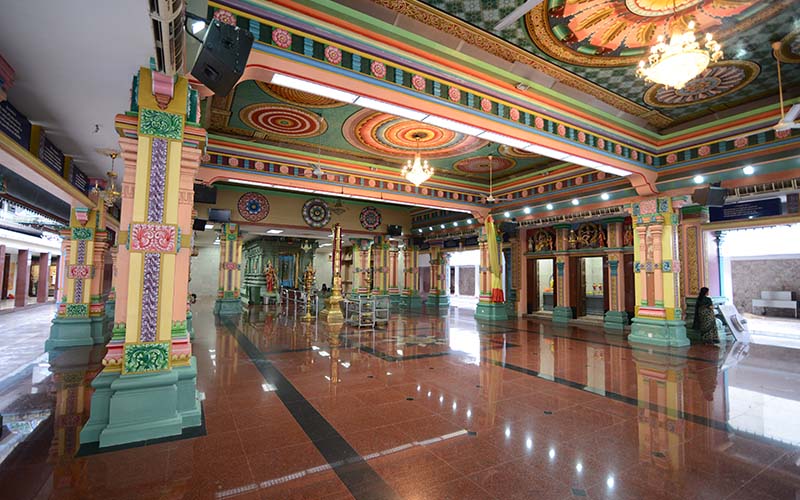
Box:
left=190, top=245, right=220, bottom=298
left=314, top=249, right=333, bottom=289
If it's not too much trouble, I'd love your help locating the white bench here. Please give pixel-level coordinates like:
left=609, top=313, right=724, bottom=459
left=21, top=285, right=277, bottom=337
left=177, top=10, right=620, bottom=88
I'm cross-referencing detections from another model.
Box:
left=752, top=291, right=798, bottom=318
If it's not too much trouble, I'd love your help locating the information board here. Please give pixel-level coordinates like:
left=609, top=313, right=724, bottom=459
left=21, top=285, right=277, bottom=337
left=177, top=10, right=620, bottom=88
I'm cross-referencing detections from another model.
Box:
left=38, top=133, right=65, bottom=175
left=0, top=100, right=31, bottom=148
left=709, top=198, right=782, bottom=222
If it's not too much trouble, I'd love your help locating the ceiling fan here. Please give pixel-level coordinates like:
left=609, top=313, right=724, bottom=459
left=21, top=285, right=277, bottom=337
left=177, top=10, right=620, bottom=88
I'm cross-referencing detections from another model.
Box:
left=772, top=41, right=800, bottom=132
left=485, top=155, right=497, bottom=203
left=493, top=0, right=545, bottom=31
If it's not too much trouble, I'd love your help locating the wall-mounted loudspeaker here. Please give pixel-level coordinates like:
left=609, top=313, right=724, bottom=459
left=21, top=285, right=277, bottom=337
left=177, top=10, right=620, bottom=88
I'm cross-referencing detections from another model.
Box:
left=191, top=20, right=253, bottom=96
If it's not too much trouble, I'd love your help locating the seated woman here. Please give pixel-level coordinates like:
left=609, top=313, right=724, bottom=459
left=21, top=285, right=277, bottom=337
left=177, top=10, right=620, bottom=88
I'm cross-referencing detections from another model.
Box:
left=693, top=287, right=719, bottom=344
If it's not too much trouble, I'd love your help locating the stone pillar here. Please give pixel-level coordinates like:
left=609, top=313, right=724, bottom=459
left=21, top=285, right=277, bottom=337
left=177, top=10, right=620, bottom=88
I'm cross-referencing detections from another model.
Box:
left=0, top=245, right=5, bottom=299
left=14, top=249, right=30, bottom=308
left=105, top=245, right=118, bottom=321
left=214, top=223, right=244, bottom=315
left=371, top=237, right=388, bottom=295
left=603, top=218, right=628, bottom=331
left=351, top=238, right=372, bottom=295
left=475, top=217, right=507, bottom=321
left=629, top=197, right=689, bottom=347
left=401, top=240, right=422, bottom=308
left=387, top=240, right=401, bottom=305
left=80, top=67, right=203, bottom=448
left=552, top=224, right=573, bottom=323
left=46, top=206, right=108, bottom=349
left=426, top=245, right=450, bottom=308
left=37, top=252, right=50, bottom=303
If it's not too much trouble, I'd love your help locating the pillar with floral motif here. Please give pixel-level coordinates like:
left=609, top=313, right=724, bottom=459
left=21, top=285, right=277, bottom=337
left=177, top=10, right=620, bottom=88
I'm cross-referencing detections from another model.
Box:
left=426, top=244, right=450, bottom=308
left=387, top=239, right=401, bottom=305
left=552, top=224, right=574, bottom=323
left=214, top=223, right=244, bottom=315
left=351, top=238, right=372, bottom=295
left=371, top=237, right=389, bottom=296
left=474, top=216, right=506, bottom=321
left=46, top=206, right=109, bottom=350
left=80, top=67, right=204, bottom=448
left=105, top=245, right=118, bottom=321
left=629, top=197, right=689, bottom=347
left=401, top=239, right=422, bottom=308
left=603, top=217, right=628, bottom=331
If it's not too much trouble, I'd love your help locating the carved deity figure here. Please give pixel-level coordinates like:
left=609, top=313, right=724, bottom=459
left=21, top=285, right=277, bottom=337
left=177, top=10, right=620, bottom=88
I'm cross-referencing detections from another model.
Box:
left=597, top=228, right=606, bottom=248
left=528, top=237, right=534, bottom=253
left=645, top=229, right=654, bottom=262
left=623, top=225, right=633, bottom=247
left=264, top=261, right=278, bottom=293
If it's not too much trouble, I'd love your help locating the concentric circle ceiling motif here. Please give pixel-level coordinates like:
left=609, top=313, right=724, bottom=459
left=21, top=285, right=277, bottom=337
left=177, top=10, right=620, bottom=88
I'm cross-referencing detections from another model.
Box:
left=239, top=103, right=327, bottom=138
left=777, top=31, right=800, bottom=64
left=453, top=156, right=515, bottom=174
left=302, top=198, right=331, bottom=228
left=497, top=145, right=540, bottom=158
left=256, top=82, right=346, bottom=108
left=237, top=192, right=270, bottom=222
left=526, top=0, right=760, bottom=67
left=342, top=109, right=486, bottom=159
left=643, top=61, right=759, bottom=108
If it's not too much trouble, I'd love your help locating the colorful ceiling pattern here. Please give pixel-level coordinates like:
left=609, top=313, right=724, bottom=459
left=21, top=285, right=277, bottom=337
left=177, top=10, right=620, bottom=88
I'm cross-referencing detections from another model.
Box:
left=416, top=0, right=800, bottom=127
left=210, top=80, right=563, bottom=183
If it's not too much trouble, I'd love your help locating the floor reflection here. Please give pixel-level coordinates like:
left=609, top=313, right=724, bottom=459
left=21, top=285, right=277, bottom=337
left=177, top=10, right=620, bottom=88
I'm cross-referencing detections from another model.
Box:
left=0, top=300, right=798, bottom=499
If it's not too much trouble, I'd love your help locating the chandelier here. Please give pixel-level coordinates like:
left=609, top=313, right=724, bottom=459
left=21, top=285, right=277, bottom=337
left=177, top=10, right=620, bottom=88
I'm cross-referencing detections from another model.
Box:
left=103, top=151, right=121, bottom=208
left=401, top=133, right=434, bottom=187
left=636, top=17, right=722, bottom=90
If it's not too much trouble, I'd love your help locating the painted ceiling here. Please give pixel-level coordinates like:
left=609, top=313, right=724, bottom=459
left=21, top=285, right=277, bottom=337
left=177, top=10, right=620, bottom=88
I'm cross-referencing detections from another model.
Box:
left=410, top=0, right=800, bottom=129
left=208, top=79, right=585, bottom=184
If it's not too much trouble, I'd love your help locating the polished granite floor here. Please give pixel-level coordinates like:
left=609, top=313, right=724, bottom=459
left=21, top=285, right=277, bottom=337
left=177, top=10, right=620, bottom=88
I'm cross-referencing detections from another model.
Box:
left=1, top=299, right=800, bottom=499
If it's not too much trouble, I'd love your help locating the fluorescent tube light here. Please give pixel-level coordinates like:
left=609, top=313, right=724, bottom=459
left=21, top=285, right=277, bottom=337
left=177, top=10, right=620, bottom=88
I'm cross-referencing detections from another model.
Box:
left=271, top=73, right=358, bottom=103
left=266, top=229, right=283, bottom=234
left=476, top=131, right=531, bottom=149
left=421, top=115, right=484, bottom=136
left=354, top=97, right=428, bottom=121
left=522, top=144, right=570, bottom=160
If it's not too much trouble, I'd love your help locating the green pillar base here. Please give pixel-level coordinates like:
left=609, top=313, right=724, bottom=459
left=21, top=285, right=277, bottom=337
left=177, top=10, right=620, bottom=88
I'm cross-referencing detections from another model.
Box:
left=552, top=306, right=575, bottom=324
left=187, top=310, right=195, bottom=340
left=474, top=302, right=508, bottom=321
left=105, top=300, right=115, bottom=321
left=389, top=293, right=402, bottom=306
left=426, top=293, right=450, bottom=308
left=402, top=294, right=423, bottom=309
left=46, top=316, right=97, bottom=351
left=214, top=298, right=244, bottom=316
left=90, top=316, right=108, bottom=344
left=629, top=317, right=690, bottom=347
left=80, top=357, right=201, bottom=448
left=603, top=310, right=629, bottom=332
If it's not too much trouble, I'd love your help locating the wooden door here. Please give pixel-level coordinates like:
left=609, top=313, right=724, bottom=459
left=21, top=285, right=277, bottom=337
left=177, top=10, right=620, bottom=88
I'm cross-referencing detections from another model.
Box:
left=526, top=259, right=537, bottom=313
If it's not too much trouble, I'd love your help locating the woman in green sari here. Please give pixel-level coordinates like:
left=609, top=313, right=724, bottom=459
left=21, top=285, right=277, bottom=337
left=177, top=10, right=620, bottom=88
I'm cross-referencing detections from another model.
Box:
left=693, top=287, right=719, bottom=343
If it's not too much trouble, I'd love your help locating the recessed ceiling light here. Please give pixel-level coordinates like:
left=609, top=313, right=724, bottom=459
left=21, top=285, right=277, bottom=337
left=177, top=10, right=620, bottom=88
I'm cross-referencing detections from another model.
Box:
left=503, top=211, right=511, bottom=218
left=440, top=224, right=445, bottom=229
left=418, top=228, right=423, bottom=233
left=546, top=203, right=554, bottom=210
left=429, top=226, right=433, bottom=231
left=466, top=218, right=473, bottom=224
left=571, top=199, right=579, bottom=206
left=453, top=222, right=458, bottom=227
left=523, top=207, right=531, bottom=214
left=742, top=165, right=755, bottom=175
left=693, top=175, right=705, bottom=184
left=601, top=192, right=610, bottom=201
left=266, top=229, right=283, bottom=234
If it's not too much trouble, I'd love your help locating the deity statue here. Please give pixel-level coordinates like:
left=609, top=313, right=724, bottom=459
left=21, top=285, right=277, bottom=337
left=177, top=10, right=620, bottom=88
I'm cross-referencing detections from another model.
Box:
left=623, top=225, right=633, bottom=247
left=264, top=260, right=278, bottom=293
left=528, top=237, right=534, bottom=253
left=597, top=228, right=607, bottom=248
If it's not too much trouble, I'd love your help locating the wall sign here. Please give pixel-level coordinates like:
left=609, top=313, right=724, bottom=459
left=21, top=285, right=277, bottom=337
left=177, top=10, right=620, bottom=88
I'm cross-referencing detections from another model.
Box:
left=0, top=100, right=32, bottom=149
left=70, top=166, right=89, bottom=193
left=709, top=198, right=782, bottom=222
left=38, top=133, right=65, bottom=175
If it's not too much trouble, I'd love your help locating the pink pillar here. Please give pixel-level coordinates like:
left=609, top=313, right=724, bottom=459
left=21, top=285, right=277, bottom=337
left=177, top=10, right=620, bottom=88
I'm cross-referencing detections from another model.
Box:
left=37, top=252, right=50, bottom=303
left=15, top=249, right=30, bottom=307
left=635, top=226, right=648, bottom=307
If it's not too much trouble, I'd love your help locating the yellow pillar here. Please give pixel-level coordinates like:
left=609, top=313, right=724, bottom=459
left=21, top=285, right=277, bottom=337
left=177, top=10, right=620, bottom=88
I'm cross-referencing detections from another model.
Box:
left=214, top=223, right=244, bottom=315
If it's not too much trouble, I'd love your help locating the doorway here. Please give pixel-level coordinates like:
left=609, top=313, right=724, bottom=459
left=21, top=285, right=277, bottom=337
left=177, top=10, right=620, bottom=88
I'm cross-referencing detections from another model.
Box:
left=578, top=256, right=606, bottom=317
left=527, top=258, right=555, bottom=313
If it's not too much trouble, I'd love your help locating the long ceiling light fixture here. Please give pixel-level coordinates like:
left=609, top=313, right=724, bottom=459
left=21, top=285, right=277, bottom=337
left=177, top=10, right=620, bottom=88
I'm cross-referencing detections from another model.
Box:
left=269, top=73, right=633, bottom=178
left=636, top=1, right=722, bottom=90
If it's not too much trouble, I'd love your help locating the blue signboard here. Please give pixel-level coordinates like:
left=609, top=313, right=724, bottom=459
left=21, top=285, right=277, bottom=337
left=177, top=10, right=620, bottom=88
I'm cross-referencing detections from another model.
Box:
left=70, top=165, right=89, bottom=193
left=37, top=133, right=65, bottom=175
left=709, top=198, right=782, bottom=222
left=0, top=100, right=32, bottom=149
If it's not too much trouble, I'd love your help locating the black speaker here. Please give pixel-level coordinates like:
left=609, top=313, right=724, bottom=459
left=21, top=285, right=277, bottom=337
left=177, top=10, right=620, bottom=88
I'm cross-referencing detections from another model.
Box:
left=193, top=218, right=207, bottom=231
left=194, top=183, right=217, bottom=204
left=191, top=20, right=254, bottom=96
left=387, top=224, right=402, bottom=237
left=693, top=186, right=726, bottom=207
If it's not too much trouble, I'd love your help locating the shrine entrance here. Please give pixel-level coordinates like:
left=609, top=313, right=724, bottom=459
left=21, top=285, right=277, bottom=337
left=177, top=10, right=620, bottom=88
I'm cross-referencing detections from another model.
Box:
left=526, top=257, right=555, bottom=313
left=573, top=255, right=608, bottom=318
